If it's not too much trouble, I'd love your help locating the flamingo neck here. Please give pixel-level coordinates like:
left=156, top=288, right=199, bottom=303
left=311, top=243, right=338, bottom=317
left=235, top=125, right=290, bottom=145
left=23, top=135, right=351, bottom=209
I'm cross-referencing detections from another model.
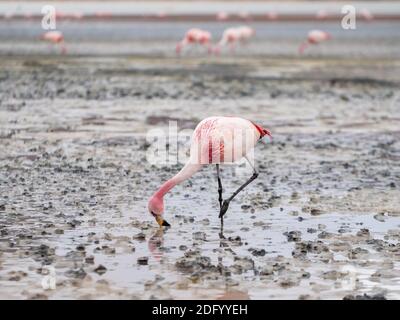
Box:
left=154, top=178, right=178, bottom=199
left=153, top=162, right=201, bottom=200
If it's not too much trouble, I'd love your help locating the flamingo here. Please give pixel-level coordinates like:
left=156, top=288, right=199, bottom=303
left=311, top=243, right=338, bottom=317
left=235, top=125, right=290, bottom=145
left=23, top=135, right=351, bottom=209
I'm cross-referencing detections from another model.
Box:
left=148, top=116, right=272, bottom=227
left=238, top=11, right=251, bottom=21
left=360, top=8, right=374, bottom=21
left=316, top=9, right=328, bottom=20
left=156, top=11, right=167, bottom=19
left=214, top=26, right=255, bottom=55
left=41, top=31, right=67, bottom=54
left=298, top=30, right=331, bottom=54
left=216, top=11, right=229, bottom=21
left=176, top=28, right=212, bottom=55
left=266, top=11, right=278, bottom=21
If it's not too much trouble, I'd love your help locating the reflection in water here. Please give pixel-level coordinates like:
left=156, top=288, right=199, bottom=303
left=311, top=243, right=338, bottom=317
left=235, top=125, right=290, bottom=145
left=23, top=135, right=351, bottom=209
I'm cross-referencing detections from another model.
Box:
left=148, top=228, right=165, bottom=262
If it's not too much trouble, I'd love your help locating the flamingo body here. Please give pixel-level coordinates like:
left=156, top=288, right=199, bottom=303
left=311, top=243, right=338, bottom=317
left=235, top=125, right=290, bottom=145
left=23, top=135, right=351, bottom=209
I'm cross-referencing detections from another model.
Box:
left=176, top=28, right=212, bottom=55
left=299, top=29, right=331, bottom=54
left=215, top=26, right=255, bottom=54
left=192, top=116, right=263, bottom=164
left=41, top=31, right=67, bottom=54
left=41, top=31, right=64, bottom=43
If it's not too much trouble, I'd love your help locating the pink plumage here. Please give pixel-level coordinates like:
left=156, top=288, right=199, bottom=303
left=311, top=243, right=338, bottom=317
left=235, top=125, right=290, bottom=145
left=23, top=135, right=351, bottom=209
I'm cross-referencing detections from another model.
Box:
left=41, top=31, right=67, bottom=54
left=41, top=31, right=64, bottom=43
left=176, top=28, right=212, bottom=55
left=214, top=26, right=255, bottom=55
left=299, top=30, right=331, bottom=54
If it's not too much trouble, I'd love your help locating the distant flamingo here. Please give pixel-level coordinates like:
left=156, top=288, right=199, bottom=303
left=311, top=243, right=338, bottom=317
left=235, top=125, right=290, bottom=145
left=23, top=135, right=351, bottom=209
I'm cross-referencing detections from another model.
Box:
left=216, top=11, right=229, bottom=21
left=316, top=9, right=329, bottom=20
left=148, top=116, right=272, bottom=227
left=214, top=26, right=255, bottom=54
left=360, top=8, right=374, bottom=21
left=71, top=12, right=84, bottom=20
left=266, top=11, right=278, bottom=21
left=238, top=11, right=251, bottom=21
left=41, top=31, right=67, bottom=54
left=176, top=28, right=212, bottom=55
left=156, top=11, right=167, bottom=19
left=298, top=30, right=331, bottom=54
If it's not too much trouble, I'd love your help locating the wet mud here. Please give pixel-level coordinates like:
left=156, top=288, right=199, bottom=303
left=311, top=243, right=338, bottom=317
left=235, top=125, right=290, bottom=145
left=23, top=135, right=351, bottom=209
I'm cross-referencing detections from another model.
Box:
left=0, top=56, right=399, bottom=299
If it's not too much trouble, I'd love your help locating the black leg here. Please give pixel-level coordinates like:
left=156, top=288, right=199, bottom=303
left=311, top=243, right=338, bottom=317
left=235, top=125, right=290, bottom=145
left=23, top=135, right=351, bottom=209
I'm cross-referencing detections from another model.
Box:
left=219, top=158, right=259, bottom=218
left=216, top=164, right=223, bottom=209
left=216, top=164, right=224, bottom=228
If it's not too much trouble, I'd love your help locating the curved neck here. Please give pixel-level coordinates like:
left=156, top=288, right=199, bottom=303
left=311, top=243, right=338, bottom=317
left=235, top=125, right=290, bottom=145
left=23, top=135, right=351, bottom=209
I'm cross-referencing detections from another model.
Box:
left=154, top=163, right=201, bottom=199
left=155, top=178, right=178, bottom=198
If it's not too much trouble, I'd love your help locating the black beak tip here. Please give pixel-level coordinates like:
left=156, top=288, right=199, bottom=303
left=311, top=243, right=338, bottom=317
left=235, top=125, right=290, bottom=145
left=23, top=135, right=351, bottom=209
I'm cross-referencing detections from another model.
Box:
left=162, top=220, right=171, bottom=227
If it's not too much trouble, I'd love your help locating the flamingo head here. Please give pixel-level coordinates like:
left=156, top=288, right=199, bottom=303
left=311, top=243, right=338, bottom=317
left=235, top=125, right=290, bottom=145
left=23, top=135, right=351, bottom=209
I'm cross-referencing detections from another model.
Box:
left=148, top=196, right=170, bottom=227
left=251, top=121, right=272, bottom=140
left=261, top=128, right=272, bottom=139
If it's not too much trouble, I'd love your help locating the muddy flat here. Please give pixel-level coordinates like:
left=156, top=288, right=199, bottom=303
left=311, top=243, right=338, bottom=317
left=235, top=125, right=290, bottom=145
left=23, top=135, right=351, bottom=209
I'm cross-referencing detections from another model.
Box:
left=0, top=54, right=399, bottom=299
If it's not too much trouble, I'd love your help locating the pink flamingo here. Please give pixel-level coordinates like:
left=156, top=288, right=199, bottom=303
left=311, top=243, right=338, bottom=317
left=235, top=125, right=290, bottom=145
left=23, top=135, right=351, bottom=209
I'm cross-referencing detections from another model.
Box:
left=266, top=11, right=278, bottom=21
left=148, top=116, right=272, bottom=227
left=360, top=9, right=374, bottom=21
left=176, top=28, right=212, bottom=55
left=238, top=11, right=251, bottom=21
left=41, top=31, right=67, bottom=54
left=214, top=26, right=255, bottom=55
left=156, top=11, right=167, bottom=19
left=216, top=11, right=229, bottom=21
left=298, top=30, right=331, bottom=54
left=71, top=12, right=84, bottom=20
left=316, top=9, right=328, bottom=20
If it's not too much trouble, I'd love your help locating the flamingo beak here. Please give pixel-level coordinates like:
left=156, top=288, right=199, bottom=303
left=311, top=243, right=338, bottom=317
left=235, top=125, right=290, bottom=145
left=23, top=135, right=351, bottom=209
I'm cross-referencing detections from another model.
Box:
left=152, top=213, right=171, bottom=227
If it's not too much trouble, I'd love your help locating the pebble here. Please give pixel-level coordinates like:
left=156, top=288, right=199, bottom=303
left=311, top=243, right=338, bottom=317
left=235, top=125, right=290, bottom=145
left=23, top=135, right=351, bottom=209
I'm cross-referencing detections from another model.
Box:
left=94, top=264, right=107, bottom=275
left=137, top=257, right=149, bottom=265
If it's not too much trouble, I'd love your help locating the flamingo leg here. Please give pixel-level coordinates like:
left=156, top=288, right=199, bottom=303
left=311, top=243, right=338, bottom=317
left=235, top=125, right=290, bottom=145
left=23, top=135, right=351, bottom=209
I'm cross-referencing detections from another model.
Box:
left=216, top=164, right=225, bottom=228
left=216, top=164, right=223, bottom=209
left=219, top=157, right=258, bottom=218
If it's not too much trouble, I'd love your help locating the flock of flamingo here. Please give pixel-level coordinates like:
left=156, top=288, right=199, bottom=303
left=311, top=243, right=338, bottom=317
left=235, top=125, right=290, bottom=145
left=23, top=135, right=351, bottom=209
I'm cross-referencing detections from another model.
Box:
left=36, top=7, right=376, bottom=55
left=176, top=26, right=257, bottom=55
left=40, top=26, right=332, bottom=55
